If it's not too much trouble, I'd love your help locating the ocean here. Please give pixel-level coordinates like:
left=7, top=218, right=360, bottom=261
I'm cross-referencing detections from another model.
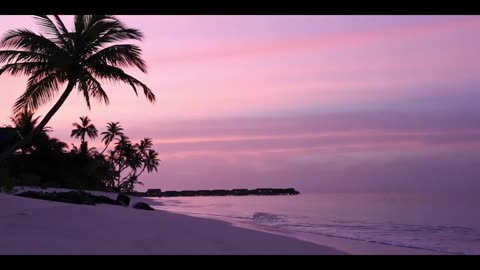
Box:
left=150, top=192, right=480, bottom=255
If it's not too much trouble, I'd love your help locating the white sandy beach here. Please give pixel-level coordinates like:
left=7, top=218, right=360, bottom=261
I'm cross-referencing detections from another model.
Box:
left=0, top=190, right=345, bottom=255
left=0, top=188, right=445, bottom=255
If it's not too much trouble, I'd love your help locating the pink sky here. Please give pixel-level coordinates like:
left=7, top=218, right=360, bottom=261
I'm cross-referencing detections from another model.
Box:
left=0, top=15, right=479, bottom=193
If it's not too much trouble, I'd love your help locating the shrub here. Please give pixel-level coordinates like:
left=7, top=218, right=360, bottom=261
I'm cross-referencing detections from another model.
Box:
left=1, top=175, right=17, bottom=193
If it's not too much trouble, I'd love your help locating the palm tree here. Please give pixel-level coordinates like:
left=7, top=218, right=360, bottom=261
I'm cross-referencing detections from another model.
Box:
left=100, top=121, right=124, bottom=154
left=122, top=148, right=159, bottom=190
left=10, top=109, right=52, bottom=136
left=121, top=140, right=143, bottom=174
left=113, top=135, right=132, bottom=164
left=34, top=135, right=68, bottom=154
left=0, top=15, right=155, bottom=161
left=140, top=149, right=160, bottom=175
left=70, top=141, right=98, bottom=157
left=137, top=137, right=153, bottom=154
left=10, top=109, right=52, bottom=154
left=103, top=133, right=160, bottom=192
left=71, top=116, right=98, bottom=144
left=109, top=135, right=137, bottom=188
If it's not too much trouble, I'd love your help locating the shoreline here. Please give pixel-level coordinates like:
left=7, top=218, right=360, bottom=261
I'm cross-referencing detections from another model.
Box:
left=142, top=194, right=451, bottom=255
left=1, top=188, right=448, bottom=255
left=151, top=205, right=448, bottom=255
left=0, top=190, right=345, bottom=255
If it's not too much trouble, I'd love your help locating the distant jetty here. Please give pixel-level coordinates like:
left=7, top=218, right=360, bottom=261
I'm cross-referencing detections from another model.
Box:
left=127, top=188, right=300, bottom=198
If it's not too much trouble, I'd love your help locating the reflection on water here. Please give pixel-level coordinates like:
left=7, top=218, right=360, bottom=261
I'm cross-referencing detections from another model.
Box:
left=151, top=193, right=480, bottom=254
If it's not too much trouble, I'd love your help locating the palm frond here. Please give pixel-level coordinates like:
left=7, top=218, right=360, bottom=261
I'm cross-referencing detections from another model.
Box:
left=0, top=50, right=48, bottom=64
left=82, top=19, right=143, bottom=56
left=70, top=128, right=82, bottom=139
left=1, top=15, right=155, bottom=137
left=0, top=29, right=63, bottom=55
left=78, top=79, right=92, bottom=109
left=85, top=44, right=147, bottom=73
left=87, top=63, right=155, bottom=102
left=26, top=65, right=60, bottom=86
left=100, top=122, right=123, bottom=145
left=12, top=72, right=61, bottom=115
left=72, top=123, right=83, bottom=129
left=52, top=15, right=69, bottom=35
left=79, top=69, right=110, bottom=106
left=33, top=15, right=70, bottom=49
left=86, top=124, right=98, bottom=139
left=0, top=62, right=49, bottom=76
left=74, top=15, right=87, bottom=35
left=80, top=116, right=89, bottom=126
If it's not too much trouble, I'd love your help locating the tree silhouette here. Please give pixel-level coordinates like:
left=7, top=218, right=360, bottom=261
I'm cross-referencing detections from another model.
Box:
left=100, top=122, right=124, bottom=154
left=106, top=134, right=160, bottom=192
left=10, top=109, right=52, bottom=154
left=71, top=116, right=98, bottom=145
left=0, top=15, right=155, bottom=161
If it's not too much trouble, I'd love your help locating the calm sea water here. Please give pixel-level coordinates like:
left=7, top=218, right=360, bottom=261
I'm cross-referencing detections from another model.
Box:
left=150, top=193, right=480, bottom=254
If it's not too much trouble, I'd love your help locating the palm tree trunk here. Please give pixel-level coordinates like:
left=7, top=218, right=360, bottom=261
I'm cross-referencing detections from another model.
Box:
left=125, top=168, right=136, bottom=179
left=100, top=141, right=110, bottom=155
left=135, top=166, right=146, bottom=178
left=0, top=80, right=77, bottom=162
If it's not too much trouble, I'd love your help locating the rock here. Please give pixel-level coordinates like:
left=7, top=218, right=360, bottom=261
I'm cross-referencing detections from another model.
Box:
left=116, top=193, right=130, bottom=206
left=94, top=195, right=122, bottom=205
left=146, top=189, right=162, bottom=197
left=16, top=191, right=45, bottom=200
left=15, top=190, right=138, bottom=207
left=15, top=190, right=96, bottom=205
left=133, top=202, right=154, bottom=211
left=63, top=191, right=95, bottom=205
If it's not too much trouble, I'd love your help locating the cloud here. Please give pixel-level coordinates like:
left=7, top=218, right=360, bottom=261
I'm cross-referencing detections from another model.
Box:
left=150, top=16, right=480, bottom=65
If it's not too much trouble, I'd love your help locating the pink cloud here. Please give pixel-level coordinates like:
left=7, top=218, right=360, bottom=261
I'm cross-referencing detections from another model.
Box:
left=149, top=16, right=480, bottom=65
left=1, top=16, right=479, bottom=194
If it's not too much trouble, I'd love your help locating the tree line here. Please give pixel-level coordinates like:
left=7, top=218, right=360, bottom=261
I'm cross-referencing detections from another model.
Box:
left=2, top=111, right=160, bottom=192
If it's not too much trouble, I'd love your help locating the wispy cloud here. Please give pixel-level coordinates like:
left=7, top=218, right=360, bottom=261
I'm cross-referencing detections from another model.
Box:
left=151, top=16, right=480, bottom=65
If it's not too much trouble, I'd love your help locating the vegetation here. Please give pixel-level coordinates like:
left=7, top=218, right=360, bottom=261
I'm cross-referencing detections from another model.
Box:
left=2, top=114, right=160, bottom=192
left=10, top=110, right=56, bottom=154
left=0, top=171, right=17, bottom=193
left=100, top=122, right=123, bottom=154
left=0, top=15, right=155, bottom=161
left=0, top=15, right=159, bottom=192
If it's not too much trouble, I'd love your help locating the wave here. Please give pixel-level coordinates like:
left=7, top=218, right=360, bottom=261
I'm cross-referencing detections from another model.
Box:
left=152, top=198, right=480, bottom=255
left=283, top=225, right=467, bottom=255
left=252, top=212, right=286, bottom=226
left=249, top=215, right=477, bottom=255
left=197, top=211, right=476, bottom=254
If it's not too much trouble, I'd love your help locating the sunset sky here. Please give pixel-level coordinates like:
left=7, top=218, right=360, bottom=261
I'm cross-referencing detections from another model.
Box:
left=1, top=15, right=479, bottom=193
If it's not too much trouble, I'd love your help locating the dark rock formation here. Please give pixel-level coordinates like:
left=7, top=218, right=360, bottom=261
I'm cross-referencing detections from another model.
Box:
left=125, top=191, right=148, bottom=197
left=133, top=202, right=155, bottom=211
left=155, top=187, right=300, bottom=197
left=94, top=195, right=123, bottom=205
left=197, top=190, right=212, bottom=196
left=15, top=190, right=126, bottom=206
left=116, top=193, right=130, bottom=206
left=211, top=189, right=228, bottom=196
left=146, top=189, right=162, bottom=197
left=162, top=191, right=180, bottom=197
left=179, top=190, right=196, bottom=197
left=232, top=189, right=249, bottom=196
left=17, top=191, right=92, bottom=205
